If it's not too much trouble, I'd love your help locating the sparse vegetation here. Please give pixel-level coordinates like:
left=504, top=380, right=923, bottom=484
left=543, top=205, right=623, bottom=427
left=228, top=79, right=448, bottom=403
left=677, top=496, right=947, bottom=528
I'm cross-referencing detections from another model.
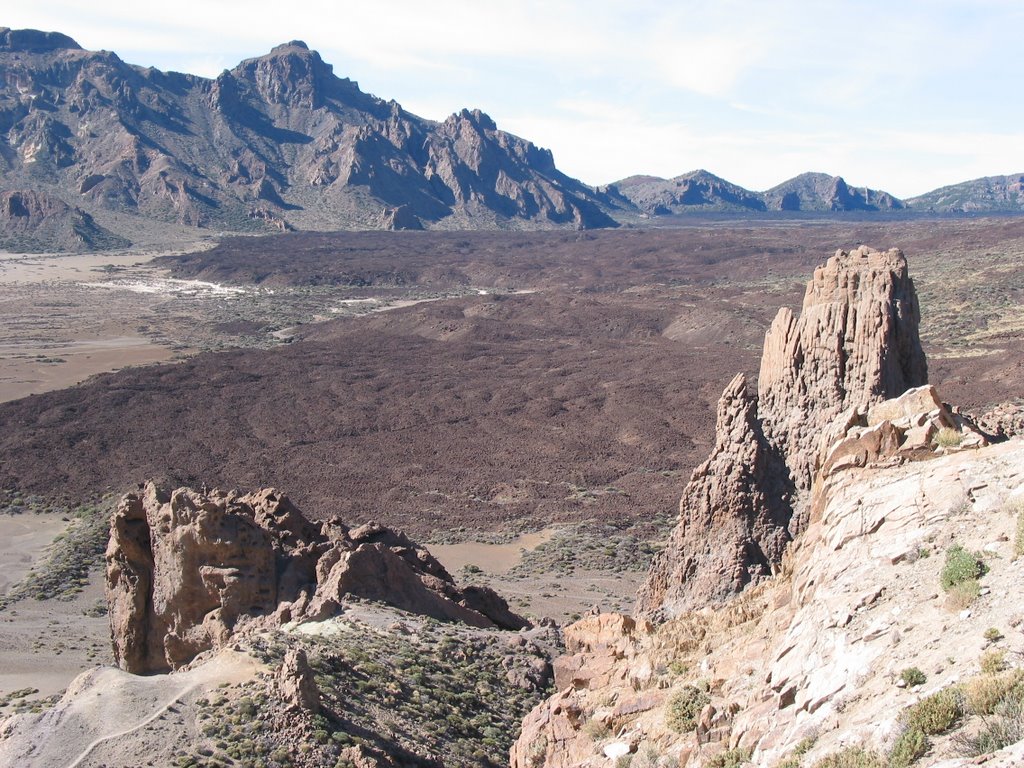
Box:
left=0, top=500, right=111, bottom=610
left=963, top=669, right=1024, bottom=715
left=900, top=667, right=926, bottom=687
left=939, top=544, right=987, bottom=593
left=1013, top=499, right=1024, bottom=559
left=665, top=683, right=711, bottom=733
left=810, top=746, right=883, bottom=768
left=980, top=649, right=1007, bottom=675
left=984, top=627, right=1004, bottom=642
left=954, top=697, right=1024, bottom=757
left=933, top=427, right=963, bottom=448
left=888, top=726, right=929, bottom=768
left=900, top=688, right=963, bottom=735
left=707, top=747, right=752, bottom=767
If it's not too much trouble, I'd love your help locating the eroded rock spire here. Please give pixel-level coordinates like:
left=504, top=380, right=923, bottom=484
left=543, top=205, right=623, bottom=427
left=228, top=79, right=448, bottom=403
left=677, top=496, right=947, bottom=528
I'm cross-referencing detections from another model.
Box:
left=637, top=246, right=927, bottom=618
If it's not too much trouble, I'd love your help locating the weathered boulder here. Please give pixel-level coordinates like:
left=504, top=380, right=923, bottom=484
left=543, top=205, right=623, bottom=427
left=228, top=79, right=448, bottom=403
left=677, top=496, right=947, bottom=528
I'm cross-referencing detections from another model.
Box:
left=636, top=374, right=792, bottom=618
left=106, top=482, right=527, bottom=674
left=277, top=648, right=320, bottom=713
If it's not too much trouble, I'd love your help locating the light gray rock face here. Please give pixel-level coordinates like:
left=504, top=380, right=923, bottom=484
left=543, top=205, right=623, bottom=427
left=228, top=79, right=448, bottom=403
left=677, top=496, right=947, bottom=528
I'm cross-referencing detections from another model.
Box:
left=106, top=482, right=527, bottom=674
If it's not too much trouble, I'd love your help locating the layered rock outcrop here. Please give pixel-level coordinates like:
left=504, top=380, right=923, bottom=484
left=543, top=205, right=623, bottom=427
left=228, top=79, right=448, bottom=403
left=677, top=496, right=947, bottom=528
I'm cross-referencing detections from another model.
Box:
left=638, top=246, right=928, bottom=618
left=106, top=482, right=526, bottom=674
left=513, top=435, right=1024, bottom=768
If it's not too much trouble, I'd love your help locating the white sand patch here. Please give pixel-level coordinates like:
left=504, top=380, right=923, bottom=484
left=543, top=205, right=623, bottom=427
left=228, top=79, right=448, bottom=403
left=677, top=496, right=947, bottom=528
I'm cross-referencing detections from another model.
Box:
left=81, top=278, right=247, bottom=297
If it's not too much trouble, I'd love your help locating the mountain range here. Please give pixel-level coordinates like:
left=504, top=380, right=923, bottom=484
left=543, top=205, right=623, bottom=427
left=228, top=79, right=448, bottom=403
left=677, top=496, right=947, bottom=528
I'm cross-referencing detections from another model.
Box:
left=0, top=27, right=1021, bottom=251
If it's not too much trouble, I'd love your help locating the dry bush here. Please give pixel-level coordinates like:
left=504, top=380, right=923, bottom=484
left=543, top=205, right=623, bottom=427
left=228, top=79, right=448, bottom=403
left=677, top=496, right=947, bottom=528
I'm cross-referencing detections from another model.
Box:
left=963, top=669, right=1024, bottom=716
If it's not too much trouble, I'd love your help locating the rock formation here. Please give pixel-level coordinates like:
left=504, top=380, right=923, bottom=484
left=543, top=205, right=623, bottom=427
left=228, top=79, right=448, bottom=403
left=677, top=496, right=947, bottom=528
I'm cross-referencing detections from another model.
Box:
left=277, top=648, right=320, bottom=713
left=758, top=245, right=929, bottom=496
left=638, top=246, right=929, bottom=618
left=106, top=482, right=527, bottom=674
left=635, top=373, right=792, bottom=617
left=761, top=172, right=905, bottom=212
left=513, top=432, right=1024, bottom=768
left=0, top=189, right=128, bottom=252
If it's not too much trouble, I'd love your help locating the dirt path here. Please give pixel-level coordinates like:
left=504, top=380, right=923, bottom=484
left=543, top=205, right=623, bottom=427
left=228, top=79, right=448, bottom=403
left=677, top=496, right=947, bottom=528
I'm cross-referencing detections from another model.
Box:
left=0, top=650, right=259, bottom=768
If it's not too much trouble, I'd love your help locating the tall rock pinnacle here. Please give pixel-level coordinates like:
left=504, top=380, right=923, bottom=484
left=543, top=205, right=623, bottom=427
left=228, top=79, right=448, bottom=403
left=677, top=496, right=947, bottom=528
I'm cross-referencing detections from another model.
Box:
left=637, top=246, right=928, bottom=619
left=758, top=246, right=927, bottom=503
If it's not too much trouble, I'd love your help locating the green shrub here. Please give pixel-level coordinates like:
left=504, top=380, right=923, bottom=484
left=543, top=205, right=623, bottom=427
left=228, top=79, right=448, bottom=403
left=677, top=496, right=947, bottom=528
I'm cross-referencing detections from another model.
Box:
left=707, top=747, right=752, bottom=767
left=666, top=683, right=711, bottom=733
left=983, top=627, right=1004, bottom=642
left=901, top=688, right=963, bottom=735
left=811, top=746, right=883, bottom=768
left=888, top=727, right=928, bottom=767
left=940, top=545, right=987, bottom=591
left=1015, top=501, right=1024, bottom=558
left=963, top=669, right=1024, bottom=715
left=954, top=697, right=1024, bottom=756
left=900, top=668, right=927, bottom=687
left=794, top=736, right=817, bottom=756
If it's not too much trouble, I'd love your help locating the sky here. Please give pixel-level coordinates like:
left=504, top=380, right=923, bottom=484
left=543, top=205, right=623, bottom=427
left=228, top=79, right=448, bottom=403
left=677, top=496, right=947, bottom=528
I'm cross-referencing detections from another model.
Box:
left=5, top=1, right=1022, bottom=198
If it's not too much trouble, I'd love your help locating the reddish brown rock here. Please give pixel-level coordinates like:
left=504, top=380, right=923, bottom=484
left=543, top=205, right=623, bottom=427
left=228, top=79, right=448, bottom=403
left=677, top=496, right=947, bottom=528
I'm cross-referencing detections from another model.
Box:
left=637, top=247, right=929, bottom=618
left=105, top=481, right=526, bottom=674
left=277, top=648, right=320, bottom=713
left=636, top=373, right=792, bottom=618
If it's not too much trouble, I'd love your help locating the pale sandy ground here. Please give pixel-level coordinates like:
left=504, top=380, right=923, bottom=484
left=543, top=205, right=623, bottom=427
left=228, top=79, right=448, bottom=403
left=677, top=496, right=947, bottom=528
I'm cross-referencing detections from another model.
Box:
left=0, top=513, right=112, bottom=699
left=430, top=528, right=556, bottom=573
left=431, top=529, right=642, bottom=621
left=0, top=649, right=260, bottom=768
left=0, top=513, right=68, bottom=594
left=0, top=248, right=201, bottom=403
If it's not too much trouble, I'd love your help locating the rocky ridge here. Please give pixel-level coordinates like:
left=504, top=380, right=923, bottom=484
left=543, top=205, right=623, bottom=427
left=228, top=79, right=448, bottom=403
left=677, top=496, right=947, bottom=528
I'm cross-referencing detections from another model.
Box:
left=0, top=188, right=128, bottom=251
left=609, top=171, right=905, bottom=216
left=906, top=173, right=1024, bottom=213
left=513, top=246, right=1024, bottom=767
left=0, top=28, right=618, bottom=247
left=106, top=481, right=527, bottom=674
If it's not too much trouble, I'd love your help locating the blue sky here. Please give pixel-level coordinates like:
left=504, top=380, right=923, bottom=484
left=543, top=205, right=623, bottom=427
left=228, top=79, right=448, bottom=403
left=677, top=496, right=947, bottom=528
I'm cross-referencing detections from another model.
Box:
left=6, top=1, right=1022, bottom=197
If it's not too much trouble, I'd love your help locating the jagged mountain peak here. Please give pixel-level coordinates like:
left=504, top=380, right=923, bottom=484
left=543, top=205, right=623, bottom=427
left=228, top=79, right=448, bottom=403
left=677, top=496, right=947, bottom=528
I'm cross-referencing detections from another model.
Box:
left=0, top=29, right=619, bottom=244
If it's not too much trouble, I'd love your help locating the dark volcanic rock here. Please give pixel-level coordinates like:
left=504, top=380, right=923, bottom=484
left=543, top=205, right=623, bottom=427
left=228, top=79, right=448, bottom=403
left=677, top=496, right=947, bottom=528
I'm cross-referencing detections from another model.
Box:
left=106, top=482, right=527, bottom=674
left=0, top=28, right=618, bottom=248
